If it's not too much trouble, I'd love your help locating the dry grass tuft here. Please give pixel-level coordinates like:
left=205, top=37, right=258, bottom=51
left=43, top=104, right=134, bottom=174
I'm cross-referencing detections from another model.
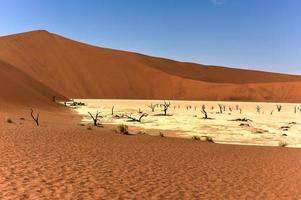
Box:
left=117, top=124, right=130, bottom=135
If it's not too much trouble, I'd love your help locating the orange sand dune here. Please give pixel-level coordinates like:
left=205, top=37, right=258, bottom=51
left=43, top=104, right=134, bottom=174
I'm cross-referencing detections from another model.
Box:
left=0, top=59, right=65, bottom=109
left=0, top=30, right=301, bottom=104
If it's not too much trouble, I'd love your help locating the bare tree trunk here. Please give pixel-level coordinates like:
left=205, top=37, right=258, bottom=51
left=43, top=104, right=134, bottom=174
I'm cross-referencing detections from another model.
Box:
left=88, top=111, right=101, bottom=126
left=161, top=101, right=171, bottom=116
left=30, top=109, right=39, bottom=126
left=276, top=104, right=282, bottom=112
left=111, top=106, right=115, bottom=115
left=256, top=105, right=261, bottom=113
left=218, top=104, right=223, bottom=113
left=147, top=104, right=156, bottom=112
left=201, top=105, right=208, bottom=119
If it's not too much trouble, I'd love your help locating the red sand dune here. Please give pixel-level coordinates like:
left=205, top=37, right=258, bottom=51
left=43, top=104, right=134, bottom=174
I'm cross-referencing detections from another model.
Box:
left=0, top=30, right=301, bottom=107
left=0, top=59, right=64, bottom=109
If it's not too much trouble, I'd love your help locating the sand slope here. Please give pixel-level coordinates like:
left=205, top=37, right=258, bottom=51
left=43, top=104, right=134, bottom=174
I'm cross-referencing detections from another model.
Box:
left=0, top=59, right=65, bottom=109
left=0, top=30, right=301, bottom=103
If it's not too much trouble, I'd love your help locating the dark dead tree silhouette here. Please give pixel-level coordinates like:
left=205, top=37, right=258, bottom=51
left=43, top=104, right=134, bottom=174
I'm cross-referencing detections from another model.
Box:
left=161, top=101, right=171, bottom=116
left=126, top=113, right=148, bottom=122
left=88, top=111, right=102, bottom=126
left=235, top=105, right=239, bottom=111
left=201, top=105, right=208, bottom=119
left=30, top=108, right=39, bottom=126
left=256, top=105, right=261, bottom=114
left=111, top=106, right=115, bottom=115
left=147, top=104, right=157, bottom=112
left=218, top=104, right=223, bottom=114
left=276, top=104, right=282, bottom=112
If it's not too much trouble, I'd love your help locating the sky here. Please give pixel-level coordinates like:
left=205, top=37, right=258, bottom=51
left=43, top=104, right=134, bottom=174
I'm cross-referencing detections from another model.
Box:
left=0, top=0, right=300, bottom=74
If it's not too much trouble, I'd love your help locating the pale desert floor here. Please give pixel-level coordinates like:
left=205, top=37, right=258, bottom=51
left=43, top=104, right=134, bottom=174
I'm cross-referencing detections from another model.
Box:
left=74, top=99, right=301, bottom=147
left=1, top=108, right=301, bottom=199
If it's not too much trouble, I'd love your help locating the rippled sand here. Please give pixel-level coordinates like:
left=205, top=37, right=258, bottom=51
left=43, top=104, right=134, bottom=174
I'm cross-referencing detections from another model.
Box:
left=1, top=109, right=301, bottom=199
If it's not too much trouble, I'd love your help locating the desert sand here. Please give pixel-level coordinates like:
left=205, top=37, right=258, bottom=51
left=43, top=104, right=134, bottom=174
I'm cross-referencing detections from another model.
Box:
left=1, top=30, right=301, bottom=199
left=1, top=108, right=301, bottom=199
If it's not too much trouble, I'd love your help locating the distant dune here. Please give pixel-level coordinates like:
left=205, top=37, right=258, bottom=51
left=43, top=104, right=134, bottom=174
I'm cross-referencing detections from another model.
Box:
left=0, top=30, right=301, bottom=107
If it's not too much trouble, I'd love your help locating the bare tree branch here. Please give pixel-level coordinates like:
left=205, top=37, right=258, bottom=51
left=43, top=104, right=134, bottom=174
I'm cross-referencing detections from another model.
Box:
left=126, top=113, right=148, bottom=122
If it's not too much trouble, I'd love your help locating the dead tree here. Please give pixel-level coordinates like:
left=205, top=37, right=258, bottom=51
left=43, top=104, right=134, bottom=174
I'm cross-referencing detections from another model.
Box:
left=30, top=109, right=39, bottom=126
left=276, top=104, right=282, bottom=112
left=256, top=105, right=261, bottom=114
left=147, top=104, right=157, bottom=112
left=161, top=101, right=171, bottom=115
left=88, top=111, right=102, bottom=126
left=111, top=106, right=115, bottom=115
left=270, top=110, right=274, bottom=115
left=201, top=105, right=208, bottom=119
left=218, top=104, right=223, bottom=113
left=126, top=113, right=148, bottom=122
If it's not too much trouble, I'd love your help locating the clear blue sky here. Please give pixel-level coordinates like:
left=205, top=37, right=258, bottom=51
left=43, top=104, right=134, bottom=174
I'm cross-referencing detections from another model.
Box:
left=0, top=0, right=300, bottom=74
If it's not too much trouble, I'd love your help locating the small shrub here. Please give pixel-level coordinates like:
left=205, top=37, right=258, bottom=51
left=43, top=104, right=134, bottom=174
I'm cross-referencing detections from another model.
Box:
left=192, top=135, right=200, bottom=140
left=87, top=126, right=93, bottom=130
left=117, top=124, right=129, bottom=135
left=20, top=117, right=25, bottom=120
left=6, top=118, right=13, bottom=123
left=278, top=141, right=288, bottom=147
left=159, top=132, right=165, bottom=137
